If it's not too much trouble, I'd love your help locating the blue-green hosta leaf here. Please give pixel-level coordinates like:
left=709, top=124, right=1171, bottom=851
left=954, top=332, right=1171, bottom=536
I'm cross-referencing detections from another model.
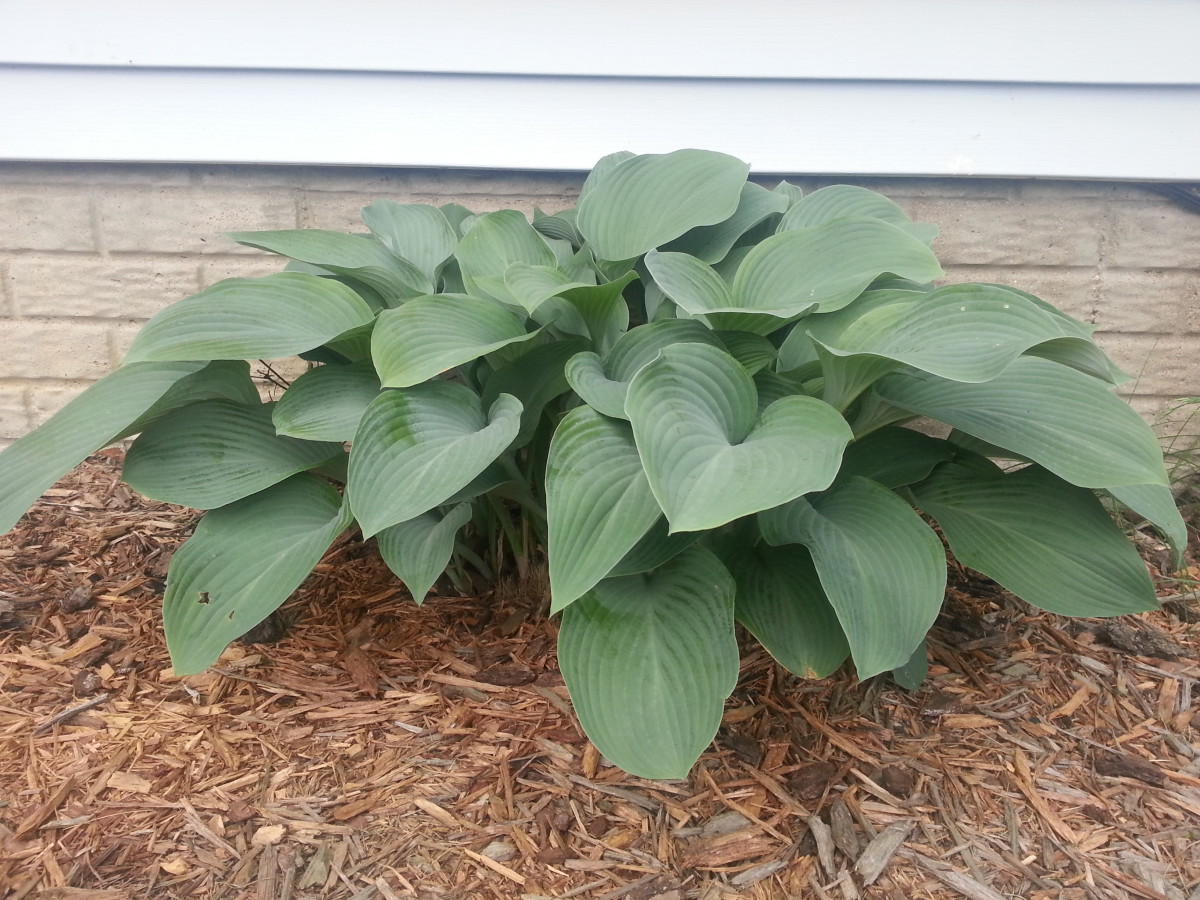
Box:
left=124, top=273, right=376, bottom=364
left=376, top=502, right=473, bottom=605
left=360, top=201, right=458, bottom=284
left=123, top=400, right=343, bottom=509
left=564, top=352, right=630, bottom=419
left=533, top=208, right=583, bottom=245
left=546, top=407, right=663, bottom=612
left=440, top=203, right=475, bottom=236
left=0, top=361, right=211, bottom=534
left=607, top=517, right=701, bottom=577
left=371, top=294, right=538, bottom=388
left=554, top=273, right=635, bottom=354
left=721, top=541, right=850, bottom=679
left=779, top=185, right=938, bottom=245
left=347, top=383, right=522, bottom=537
left=1108, top=482, right=1187, bottom=566
left=813, top=343, right=901, bottom=411
left=503, top=264, right=586, bottom=313
left=759, top=477, right=946, bottom=678
left=455, top=210, right=556, bottom=302
left=119, top=360, right=261, bottom=439
left=774, top=179, right=804, bottom=207
left=891, top=639, right=929, bottom=690
left=626, top=344, right=853, bottom=532
left=558, top=547, right=739, bottom=779
left=163, top=474, right=353, bottom=674
left=564, top=320, right=724, bottom=420
left=576, top=149, right=749, bottom=260
left=913, top=463, right=1158, bottom=616
left=273, top=361, right=381, bottom=442
left=838, top=426, right=956, bottom=488
left=731, top=218, right=944, bottom=318
left=804, top=284, right=1096, bottom=383
left=1025, top=338, right=1129, bottom=385
left=578, top=151, right=636, bottom=204
left=482, top=338, right=588, bottom=448
left=715, top=331, right=776, bottom=375
left=662, top=182, right=789, bottom=263
left=226, top=229, right=430, bottom=298
left=876, top=356, right=1169, bottom=488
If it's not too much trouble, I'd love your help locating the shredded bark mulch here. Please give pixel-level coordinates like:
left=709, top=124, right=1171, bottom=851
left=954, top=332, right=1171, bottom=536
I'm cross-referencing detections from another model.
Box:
left=1, top=451, right=1197, bottom=900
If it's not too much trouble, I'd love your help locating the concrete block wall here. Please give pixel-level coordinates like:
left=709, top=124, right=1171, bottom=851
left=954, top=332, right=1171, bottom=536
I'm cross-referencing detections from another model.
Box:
left=1, top=162, right=1198, bottom=449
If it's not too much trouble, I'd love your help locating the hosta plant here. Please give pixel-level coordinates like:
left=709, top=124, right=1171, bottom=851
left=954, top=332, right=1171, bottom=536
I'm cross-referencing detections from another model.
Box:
left=0, top=149, right=1185, bottom=779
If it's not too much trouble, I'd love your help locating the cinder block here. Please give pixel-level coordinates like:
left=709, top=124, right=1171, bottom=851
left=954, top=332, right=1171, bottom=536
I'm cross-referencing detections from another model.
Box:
left=400, top=169, right=585, bottom=199
left=902, top=197, right=1106, bottom=267
left=26, top=382, right=94, bottom=427
left=0, top=188, right=96, bottom=251
left=199, top=255, right=287, bottom=288
left=1093, top=332, right=1200, bottom=398
left=0, top=388, right=29, bottom=438
left=10, top=256, right=198, bottom=319
left=107, top=321, right=145, bottom=366
left=0, top=162, right=193, bottom=186
left=196, top=164, right=403, bottom=192
left=99, top=188, right=298, bottom=254
left=816, top=176, right=1016, bottom=201
left=1096, top=269, right=1200, bottom=334
left=3, top=321, right=115, bottom=379
left=938, top=265, right=1097, bottom=323
left=1106, top=200, right=1200, bottom=269
left=1015, top=181, right=1154, bottom=202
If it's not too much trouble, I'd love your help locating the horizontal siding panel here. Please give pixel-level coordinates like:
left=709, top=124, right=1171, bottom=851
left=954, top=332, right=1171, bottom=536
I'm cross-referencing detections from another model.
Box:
left=2, top=66, right=1199, bottom=179
left=2, top=0, right=1198, bottom=86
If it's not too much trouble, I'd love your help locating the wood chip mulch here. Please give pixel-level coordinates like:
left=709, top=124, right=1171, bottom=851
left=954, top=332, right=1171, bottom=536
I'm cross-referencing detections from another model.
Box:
left=1, top=451, right=1198, bottom=900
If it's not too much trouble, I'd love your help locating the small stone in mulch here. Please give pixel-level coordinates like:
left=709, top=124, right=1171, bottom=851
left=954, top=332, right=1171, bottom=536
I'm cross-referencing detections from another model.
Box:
left=1095, top=622, right=1187, bottom=659
left=1092, top=751, right=1165, bottom=787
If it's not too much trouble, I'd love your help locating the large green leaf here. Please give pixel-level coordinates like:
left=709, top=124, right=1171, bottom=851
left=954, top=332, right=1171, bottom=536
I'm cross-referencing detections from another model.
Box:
left=376, top=502, right=473, bottom=605
left=730, top=218, right=944, bottom=318
left=802, top=284, right=1095, bottom=383
left=876, top=356, right=1169, bottom=488
left=576, top=149, right=749, bottom=260
left=913, top=463, right=1159, bottom=616
left=163, top=474, right=353, bottom=674
left=347, top=383, right=522, bottom=536
left=607, top=517, right=701, bottom=577
left=123, top=400, right=343, bottom=509
left=482, top=338, right=587, bottom=448
left=360, top=201, right=458, bottom=284
left=721, top=541, right=850, bottom=679
left=371, top=294, right=538, bottom=388
left=759, top=477, right=946, bottom=678
left=838, top=426, right=956, bottom=488
left=1107, top=482, right=1187, bottom=567
left=662, top=182, right=789, bottom=263
left=626, top=344, right=852, bottom=532
left=455, top=210, right=556, bottom=302
left=123, top=273, right=377, bottom=364
left=227, top=229, right=430, bottom=298
left=273, top=360, right=381, bottom=442
left=118, top=360, right=261, bottom=439
left=564, top=320, right=724, bottom=420
left=558, top=547, right=739, bottom=779
left=779, top=184, right=938, bottom=244
left=546, top=407, right=663, bottom=612
left=0, top=361, right=210, bottom=534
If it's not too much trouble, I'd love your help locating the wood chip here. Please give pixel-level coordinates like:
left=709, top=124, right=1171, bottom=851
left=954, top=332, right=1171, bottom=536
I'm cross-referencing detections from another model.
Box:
left=854, top=821, right=913, bottom=885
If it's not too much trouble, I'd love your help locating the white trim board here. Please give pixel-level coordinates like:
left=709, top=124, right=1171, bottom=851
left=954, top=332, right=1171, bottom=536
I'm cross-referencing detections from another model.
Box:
left=2, top=0, right=1198, bottom=86
left=2, top=66, right=1199, bottom=180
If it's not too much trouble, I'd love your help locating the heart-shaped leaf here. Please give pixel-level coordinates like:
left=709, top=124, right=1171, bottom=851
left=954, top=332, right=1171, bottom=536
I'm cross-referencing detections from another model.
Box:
left=482, top=337, right=588, bottom=448
left=347, top=383, right=522, bottom=536
left=558, top=547, right=739, bottom=779
left=731, top=218, right=944, bottom=317
left=163, top=474, right=353, bottom=674
left=124, top=273, right=376, bottom=363
left=913, top=463, right=1158, bottom=617
left=779, top=184, right=938, bottom=244
left=371, top=294, right=538, bottom=388
left=227, top=229, right=430, bottom=298
left=376, top=502, right=474, bottom=605
left=123, top=400, right=343, bottom=509
left=546, top=407, right=663, bottom=612
left=576, top=149, right=749, bottom=260
left=759, top=477, right=946, bottom=678
left=719, top=540, right=850, bottom=679
left=876, top=356, right=1168, bottom=489
left=0, top=361, right=210, bottom=534
left=626, top=344, right=852, bottom=531
left=273, top=360, right=381, bottom=442
left=662, top=182, right=789, bottom=263
left=360, top=201, right=458, bottom=285
left=456, top=210, right=556, bottom=302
